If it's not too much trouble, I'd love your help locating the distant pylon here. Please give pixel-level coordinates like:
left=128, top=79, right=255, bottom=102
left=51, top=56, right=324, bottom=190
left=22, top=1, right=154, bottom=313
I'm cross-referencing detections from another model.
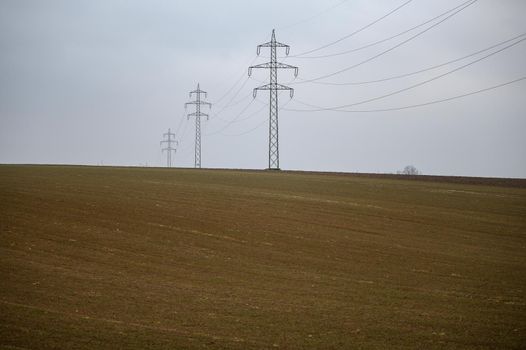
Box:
left=160, top=128, right=178, bottom=168
left=185, top=83, right=211, bottom=168
left=249, top=29, right=298, bottom=170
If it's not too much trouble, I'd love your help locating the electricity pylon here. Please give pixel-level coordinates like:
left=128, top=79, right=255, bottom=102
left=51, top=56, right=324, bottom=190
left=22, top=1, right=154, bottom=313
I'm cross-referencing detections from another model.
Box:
left=160, top=128, right=178, bottom=168
left=249, top=29, right=298, bottom=170
left=185, top=83, right=211, bottom=168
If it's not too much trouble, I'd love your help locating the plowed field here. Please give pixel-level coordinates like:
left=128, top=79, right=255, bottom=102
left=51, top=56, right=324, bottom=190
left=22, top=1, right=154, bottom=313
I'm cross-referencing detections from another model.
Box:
left=1, top=165, right=525, bottom=349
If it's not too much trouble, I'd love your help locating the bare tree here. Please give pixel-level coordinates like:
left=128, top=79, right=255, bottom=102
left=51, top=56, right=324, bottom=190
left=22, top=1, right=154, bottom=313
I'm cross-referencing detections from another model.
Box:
left=397, top=165, right=421, bottom=175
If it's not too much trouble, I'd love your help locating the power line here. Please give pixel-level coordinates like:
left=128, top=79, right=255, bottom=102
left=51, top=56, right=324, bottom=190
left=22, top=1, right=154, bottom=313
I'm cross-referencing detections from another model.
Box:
left=212, top=56, right=258, bottom=107
left=214, top=77, right=250, bottom=110
left=290, top=0, right=414, bottom=58
left=214, top=91, right=253, bottom=112
left=305, top=33, right=526, bottom=86
left=173, top=111, right=187, bottom=138
left=217, top=108, right=268, bottom=137
left=173, top=117, right=194, bottom=160
left=284, top=76, right=526, bottom=113
left=179, top=116, right=190, bottom=142
left=162, top=2, right=520, bottom=169
left=287, top=36, right=525, bottom=112
left=213, top=95, right=294, bottom=137
left=207, top=90, right=293, bottom=136
left=227, top=102, right=268, bottom=125
left=209, top=36, right=294, bottom=123
left=209, top=77, right=253, bottom=122
left=291, top=0, right=476, bottom=60
left=291, top=0, right=478, bottom=85
left=205, top=98, right=258, bottom=136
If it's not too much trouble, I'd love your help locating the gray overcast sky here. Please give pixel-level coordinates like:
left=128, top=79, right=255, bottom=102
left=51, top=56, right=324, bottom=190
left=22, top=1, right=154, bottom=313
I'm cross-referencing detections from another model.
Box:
left=1, top=0, right=525, bottom=177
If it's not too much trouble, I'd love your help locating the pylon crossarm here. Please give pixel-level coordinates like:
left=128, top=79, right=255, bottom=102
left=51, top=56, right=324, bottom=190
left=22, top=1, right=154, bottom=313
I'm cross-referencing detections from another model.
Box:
left=258, top=40, right=289, bottom=48
left=274, top=62, right=296, bottom=69
left=187, top=112, right=209, bottom=117
left=250, top=62, right=272, bottom=69
left=254, top=83, right=294, bottom=91
left=190, top=91, right=207, bottom=98
left=253, top=84, right=294, bottom=98
left=249, top=62, right=297, bottom=77
left=186, top=100, right=211, bottom=106
left=257, top=42, right=289, bottom=54
left=248, top=63, right=271, bottom=76
left=275, top=63, right=298, bottom=77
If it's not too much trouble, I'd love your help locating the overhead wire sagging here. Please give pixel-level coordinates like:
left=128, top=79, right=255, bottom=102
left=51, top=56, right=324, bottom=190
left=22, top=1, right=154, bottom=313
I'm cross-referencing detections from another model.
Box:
left=288, top=36, right=526, bottom=111
left=292, top=0, right=479, bottom=85
left=304, top=33, right=526, bottom=86
left=292, top=0, right=477, bottom=60
left=172, top=0, right=523, bottom=170
left=285, top=76, right=526, bottom=113
left=290, top=0, right=415, bottom=58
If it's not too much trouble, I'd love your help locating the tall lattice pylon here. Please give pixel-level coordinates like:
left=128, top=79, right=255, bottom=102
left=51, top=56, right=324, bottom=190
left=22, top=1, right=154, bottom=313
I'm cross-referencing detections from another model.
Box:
left=185, top=83, right=211, bottom=168
left=160, top=128, right=178, bottom=168
left=249, top=29, right=298, bottom=170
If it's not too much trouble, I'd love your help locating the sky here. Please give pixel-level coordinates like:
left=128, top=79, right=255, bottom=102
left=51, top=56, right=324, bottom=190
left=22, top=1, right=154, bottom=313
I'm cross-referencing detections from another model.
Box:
left=0, top=0, right=525, bottom=177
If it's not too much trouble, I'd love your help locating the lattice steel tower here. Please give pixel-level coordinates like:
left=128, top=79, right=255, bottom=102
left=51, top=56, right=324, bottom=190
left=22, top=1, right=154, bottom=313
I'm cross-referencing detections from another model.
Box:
left=160, top=128, right=178, bottom=168
left=249, top=29, right=298, bottom=170
left=185, top=83, right=211, bottom=168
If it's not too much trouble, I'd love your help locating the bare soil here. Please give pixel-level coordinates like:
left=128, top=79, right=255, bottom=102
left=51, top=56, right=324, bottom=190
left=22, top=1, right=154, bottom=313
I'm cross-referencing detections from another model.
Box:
left=1, top=165, right=525, bottom=349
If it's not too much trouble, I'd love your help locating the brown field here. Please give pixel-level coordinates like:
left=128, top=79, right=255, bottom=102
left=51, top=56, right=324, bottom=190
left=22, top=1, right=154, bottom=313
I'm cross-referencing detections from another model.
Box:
left=1, top=165, right=525, bottom=349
